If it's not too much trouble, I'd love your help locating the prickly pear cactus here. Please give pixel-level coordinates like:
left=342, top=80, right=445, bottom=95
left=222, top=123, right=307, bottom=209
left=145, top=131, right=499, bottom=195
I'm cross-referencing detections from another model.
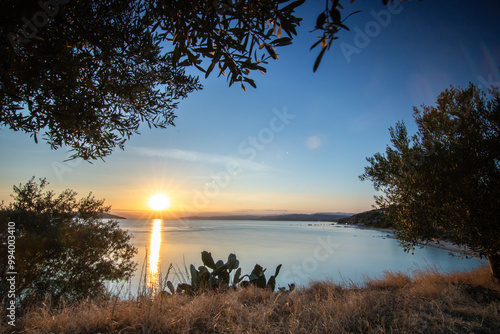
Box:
left=168, top=251, right=282, bottom=295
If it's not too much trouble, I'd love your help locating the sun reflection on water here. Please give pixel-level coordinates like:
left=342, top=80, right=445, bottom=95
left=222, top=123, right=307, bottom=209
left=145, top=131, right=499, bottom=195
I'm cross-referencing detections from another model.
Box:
left=148, top=219, right=162, bottom=292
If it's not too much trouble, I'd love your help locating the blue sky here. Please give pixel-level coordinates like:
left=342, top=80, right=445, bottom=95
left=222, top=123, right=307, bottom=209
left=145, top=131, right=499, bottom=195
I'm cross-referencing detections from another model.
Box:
left=1, top=0, right=499, bottom=217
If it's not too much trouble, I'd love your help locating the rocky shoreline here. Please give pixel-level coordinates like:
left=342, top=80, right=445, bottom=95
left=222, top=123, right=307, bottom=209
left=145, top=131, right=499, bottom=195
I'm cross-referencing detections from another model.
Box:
left=350, top=223, right=475, bottom=256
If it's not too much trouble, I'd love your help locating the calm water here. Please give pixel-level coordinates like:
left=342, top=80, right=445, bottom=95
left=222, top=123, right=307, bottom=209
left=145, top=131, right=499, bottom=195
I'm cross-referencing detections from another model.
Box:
left=118, top=219, right=486, bottom=290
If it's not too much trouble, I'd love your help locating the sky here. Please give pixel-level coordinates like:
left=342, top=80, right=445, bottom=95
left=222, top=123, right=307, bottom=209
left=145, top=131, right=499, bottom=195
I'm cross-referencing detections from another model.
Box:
left=1, top=0, right=499, bottom=218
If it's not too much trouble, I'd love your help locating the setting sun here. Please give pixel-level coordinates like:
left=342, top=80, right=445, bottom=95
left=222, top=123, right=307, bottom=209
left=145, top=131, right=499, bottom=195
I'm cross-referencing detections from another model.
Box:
left=148, top=193, right=171, bottom=211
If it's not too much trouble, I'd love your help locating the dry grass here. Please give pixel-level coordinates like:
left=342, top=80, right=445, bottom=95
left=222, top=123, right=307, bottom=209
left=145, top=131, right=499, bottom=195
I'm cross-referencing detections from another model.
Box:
left=3, top=266, right=499, bottom=333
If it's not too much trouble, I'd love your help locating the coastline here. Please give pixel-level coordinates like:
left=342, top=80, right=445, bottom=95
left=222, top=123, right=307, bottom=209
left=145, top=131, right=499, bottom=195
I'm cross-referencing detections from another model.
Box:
left=348, top=223, right=474, bottom=256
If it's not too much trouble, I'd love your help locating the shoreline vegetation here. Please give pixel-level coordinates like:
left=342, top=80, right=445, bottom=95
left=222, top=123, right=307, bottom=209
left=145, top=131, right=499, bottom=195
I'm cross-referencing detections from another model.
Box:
left=338, top=210, right=475, bottom=256
left=4, top=266, right=499, bottom=333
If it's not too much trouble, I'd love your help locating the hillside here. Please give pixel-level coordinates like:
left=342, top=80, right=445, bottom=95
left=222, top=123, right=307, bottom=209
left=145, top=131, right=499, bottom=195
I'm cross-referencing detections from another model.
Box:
left=101, top=213, right=127, bottom=219
left=73, top=212, right=126, bottom=219
left=337, top=209, right=392, bottom=229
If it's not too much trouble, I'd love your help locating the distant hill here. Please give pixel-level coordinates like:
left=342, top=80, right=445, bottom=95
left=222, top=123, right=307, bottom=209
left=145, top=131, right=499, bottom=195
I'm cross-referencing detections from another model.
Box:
left=183, top=212, right=353, bottom=222
left=73, top=212, right=126, bottom=219
left=100, top=213, right=127, bottom=219
left=337, top=209, right=392, bottom=228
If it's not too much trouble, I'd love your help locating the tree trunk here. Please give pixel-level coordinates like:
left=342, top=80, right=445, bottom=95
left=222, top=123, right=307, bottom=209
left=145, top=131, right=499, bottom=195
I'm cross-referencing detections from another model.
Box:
left=487, top=253, right=500, bottom=281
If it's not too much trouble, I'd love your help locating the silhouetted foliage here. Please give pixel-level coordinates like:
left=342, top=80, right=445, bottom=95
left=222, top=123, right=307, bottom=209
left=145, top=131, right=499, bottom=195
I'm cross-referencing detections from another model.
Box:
left=311, top=0, right=416, bottom=71
left=310, top=0, right=361, bottom=72
left=0, top=177, right=137, bottom=306
left=1, top=0, right=205, bottom=160
left=360, top=84, right=500, bottom=279
left=0, top=0, right=303, bottom=160
left=1, top=0, right=416, bottom=159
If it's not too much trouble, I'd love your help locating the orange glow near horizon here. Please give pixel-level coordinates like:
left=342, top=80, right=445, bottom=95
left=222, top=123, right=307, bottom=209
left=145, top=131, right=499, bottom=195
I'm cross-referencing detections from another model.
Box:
left=107, top=186, right=374, bottom=218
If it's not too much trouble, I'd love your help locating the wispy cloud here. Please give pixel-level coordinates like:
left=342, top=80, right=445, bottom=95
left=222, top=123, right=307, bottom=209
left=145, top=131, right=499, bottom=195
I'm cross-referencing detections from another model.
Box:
left=131, top=147, right=278, bottom=172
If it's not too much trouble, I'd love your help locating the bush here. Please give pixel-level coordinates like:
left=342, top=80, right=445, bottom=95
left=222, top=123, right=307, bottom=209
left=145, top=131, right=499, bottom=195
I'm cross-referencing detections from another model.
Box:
left=0, top=177, right=137, bottom=307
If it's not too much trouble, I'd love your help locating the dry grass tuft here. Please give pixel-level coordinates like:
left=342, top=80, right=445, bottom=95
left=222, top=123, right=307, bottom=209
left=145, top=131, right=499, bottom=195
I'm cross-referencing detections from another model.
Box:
left=2, top=266, right=499, bottom=333
left=366, top=270, right=412, bottom=290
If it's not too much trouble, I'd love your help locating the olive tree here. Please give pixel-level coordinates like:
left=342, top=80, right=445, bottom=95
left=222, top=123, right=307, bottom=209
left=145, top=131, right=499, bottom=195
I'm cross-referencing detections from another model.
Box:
left=1, top=0, right=406, bottom=160
left=360, top=84, right=500, bottom=279
left=0, top=178, right=137, bottom=306
left=0, top=0, right=303, bottom=160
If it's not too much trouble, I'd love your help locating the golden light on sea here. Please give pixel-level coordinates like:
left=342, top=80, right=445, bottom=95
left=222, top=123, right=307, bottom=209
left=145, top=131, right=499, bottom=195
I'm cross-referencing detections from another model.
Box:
left=148, top=219, right=162, bottom=291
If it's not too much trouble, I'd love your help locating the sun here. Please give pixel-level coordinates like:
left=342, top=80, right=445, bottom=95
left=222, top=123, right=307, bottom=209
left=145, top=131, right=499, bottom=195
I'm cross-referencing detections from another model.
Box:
left=148, top=193, right=171, bottom=211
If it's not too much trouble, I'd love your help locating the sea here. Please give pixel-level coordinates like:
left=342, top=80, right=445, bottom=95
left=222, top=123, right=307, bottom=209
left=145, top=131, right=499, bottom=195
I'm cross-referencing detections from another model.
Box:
left=116, top=219, right=486, bottom=292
